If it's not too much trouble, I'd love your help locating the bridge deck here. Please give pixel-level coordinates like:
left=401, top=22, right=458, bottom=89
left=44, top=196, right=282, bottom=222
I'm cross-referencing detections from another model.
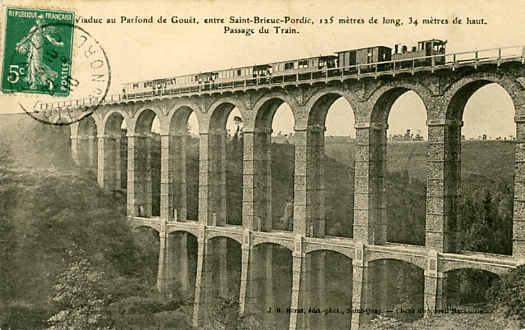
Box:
left=40, top=45, right=525, bottom=111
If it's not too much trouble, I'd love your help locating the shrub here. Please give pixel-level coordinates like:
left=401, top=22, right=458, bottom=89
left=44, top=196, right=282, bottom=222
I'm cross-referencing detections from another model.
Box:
left=369, top=315, right=406, bottom=330
left=110, top=295, right=182, bottom=315
left=47, top=260, right=114, bottom=330
left=487, top=265, right=525, bottom=327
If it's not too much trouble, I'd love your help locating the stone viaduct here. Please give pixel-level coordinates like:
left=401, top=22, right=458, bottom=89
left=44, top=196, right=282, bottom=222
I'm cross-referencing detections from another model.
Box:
left=47, top=48, right=525, bottom=329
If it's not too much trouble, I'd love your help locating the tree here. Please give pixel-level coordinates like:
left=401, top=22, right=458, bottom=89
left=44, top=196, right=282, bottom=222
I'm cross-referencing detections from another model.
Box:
left=47, top=260, right=114, bottom=330
left=205, top=294, right=270, bottom=330
left=457, top=183, right=513, bottom=255
left=233, top=116, right=243, bottom=141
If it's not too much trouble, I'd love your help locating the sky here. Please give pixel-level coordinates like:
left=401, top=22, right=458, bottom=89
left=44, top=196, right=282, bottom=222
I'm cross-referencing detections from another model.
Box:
left=1, top=0, right=523, bottom=139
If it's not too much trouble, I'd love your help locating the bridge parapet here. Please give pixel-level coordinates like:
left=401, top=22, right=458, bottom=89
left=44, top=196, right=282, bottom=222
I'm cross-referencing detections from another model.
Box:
left=42, top=46, right=525, bottom=112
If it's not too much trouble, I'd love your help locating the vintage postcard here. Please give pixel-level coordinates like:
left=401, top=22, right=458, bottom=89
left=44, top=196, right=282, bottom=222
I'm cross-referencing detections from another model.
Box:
left=1, top=0, right=525, bottom=330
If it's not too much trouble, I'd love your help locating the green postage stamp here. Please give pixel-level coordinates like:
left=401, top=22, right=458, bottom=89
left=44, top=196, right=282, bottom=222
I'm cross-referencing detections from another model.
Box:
left=1, top=7, right=75, bottom=97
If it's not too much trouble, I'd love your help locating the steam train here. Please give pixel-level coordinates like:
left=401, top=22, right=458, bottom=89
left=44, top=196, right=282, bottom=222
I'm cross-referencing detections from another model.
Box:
left=122, top=39, right=447, bottom=97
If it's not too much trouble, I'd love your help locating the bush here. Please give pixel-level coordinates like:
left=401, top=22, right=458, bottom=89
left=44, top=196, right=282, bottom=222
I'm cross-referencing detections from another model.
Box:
left=108, top=282, right=192, bottom=329
left=368, top=315, right=406, bottom=330
left=110, top=295, right=182, bottom=315
left=111, top=310, right=194, bottom=330
left=487, top=265, right=525, bottom=327
left=47, top=260, right=114, bottom=330
left=203, top=295, right=270, bottom=330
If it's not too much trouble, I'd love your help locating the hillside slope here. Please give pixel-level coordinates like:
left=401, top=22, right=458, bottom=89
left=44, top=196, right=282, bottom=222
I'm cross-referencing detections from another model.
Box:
left=0, top=113, right=76, bottom=170
left=324, top=139, right=516, bottom=182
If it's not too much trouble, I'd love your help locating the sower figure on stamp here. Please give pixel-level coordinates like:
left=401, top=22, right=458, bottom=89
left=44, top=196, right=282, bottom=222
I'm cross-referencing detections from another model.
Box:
left=15, top=14, right=64, bottom=91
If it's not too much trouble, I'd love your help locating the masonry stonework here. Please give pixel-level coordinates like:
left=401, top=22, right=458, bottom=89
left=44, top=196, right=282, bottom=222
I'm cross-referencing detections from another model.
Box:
left=67, top=63, right=525, bottom=329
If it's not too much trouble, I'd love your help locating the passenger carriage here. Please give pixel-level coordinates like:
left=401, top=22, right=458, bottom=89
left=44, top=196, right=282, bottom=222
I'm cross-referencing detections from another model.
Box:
left=214, top=66, right=254, bottom=88
left=271, top=55, right=338, bottom=83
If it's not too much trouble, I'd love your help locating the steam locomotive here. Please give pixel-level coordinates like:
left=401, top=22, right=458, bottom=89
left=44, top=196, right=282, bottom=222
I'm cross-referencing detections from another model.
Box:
left=122, top=39, right=447, bottom=97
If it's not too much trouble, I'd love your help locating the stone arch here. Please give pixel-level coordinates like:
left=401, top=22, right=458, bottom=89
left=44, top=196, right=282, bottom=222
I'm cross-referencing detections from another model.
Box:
left=443, top=265, right=504, bottom=307
left=252, top=238, right=294, bottom=251
left=204, top=99, right=245, bottom=226
left=99, top=108, right=131, bottom=134
left=367, top=254, right=426, bottom=270
left=442, top=262, right=510, bottom=277
left=307, top=93, right=344, bottom=127
left=249, top=94, right=298, bottom=233
left=135, top=108, right=162, bottom=134
left=206, top=231, right=243, bottom=245
left=208, top=232, right=241, bottom=254
left=252, top=92, right=300, bottom=128
left=369, top=85, right=430, bottom=124
left=443, top=74, right=517, bottom=254
left=305, top=247, right=354, bottom=260
left=303, top=87, right=360, bottom=128
left=167, top=227, right=198, bottom=238
left=165, top=99, right=205, bottom=130
left=444, top=72, right=522, bottom=121
left=77, top=116, right=98, bottom=137
left=254, top=96, right=292, bottom=129
left=443, top=71, right=520, bottom=129
left=249, top=241, right=293, bottom=329
left=167, top=227, right=199, bottom=237
left=120, top=103, right=164, bottom=134
left=206, top=235, right=243, bottom=301
left=166, top=105, right=201, bottom=222
left=305, top=85, right=361, bottom=107
left=130, top=223, right=160, bottom=232
left=363, top=84, right=430, bottom=246
left=169, top=105, right=201, bottom=133
left=104, top=111, right=127, bottom=135
left=295, top=89, right=357, bottom=238
left=75, top=116, right=98, bottom=169
left=207, top=97, right=247, bottom=131
left=366, top=81, right=434, bottom=123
